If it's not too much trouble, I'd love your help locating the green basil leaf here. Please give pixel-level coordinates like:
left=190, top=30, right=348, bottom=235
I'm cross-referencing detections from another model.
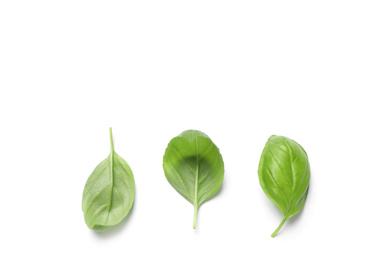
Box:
left=82, top=128, right=135, bottom=231
left=258, top=135, right=310, bottom=237
left=163, top=130, right=224, bottom=229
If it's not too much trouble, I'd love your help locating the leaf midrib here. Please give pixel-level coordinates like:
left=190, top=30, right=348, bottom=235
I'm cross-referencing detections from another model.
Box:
left=105, top=130, right=115, bottom=224
left=194, top=138, right=199, bottom=207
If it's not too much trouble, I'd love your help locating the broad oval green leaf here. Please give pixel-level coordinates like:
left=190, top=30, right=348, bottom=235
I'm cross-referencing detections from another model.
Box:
left=258, top=135, right=310, bottom=237
left=163, top=130, right=224, bottom=229
left=82, top=128, right=135, bottom=231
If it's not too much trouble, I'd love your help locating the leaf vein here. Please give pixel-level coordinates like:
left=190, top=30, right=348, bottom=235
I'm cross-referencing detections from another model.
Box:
left=84, top=162, right=109, bottom=196
left=269, top=149, right=293, bottom=185
left=199, top=142, right=213, bottom=160
left=198, top=149, right=219, bottom=184
left=290, top=160, right=309, bottom=203
left=114, top=187, right=125, bottom=209
left=167, top=156, right=193, bottom=200
left=171, top=145, right=196, bottom=175
left=85, top=184, right=110, bottom=215
left=88, top=204, right=108, bottom=226
left=113, top=166, right=130, bottom=190
left=265, top=165, right=289, bottom=206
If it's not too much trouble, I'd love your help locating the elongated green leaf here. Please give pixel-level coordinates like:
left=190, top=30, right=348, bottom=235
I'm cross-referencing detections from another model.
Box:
left=82, top=128, right=135, bottom=231
left=163, top=130, right=224, bottom=229
left=258, top=135, right=310, bottom=237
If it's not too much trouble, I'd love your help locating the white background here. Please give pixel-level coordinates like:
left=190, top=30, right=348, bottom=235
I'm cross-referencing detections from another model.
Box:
left=1, top=1, right=389, bottom=259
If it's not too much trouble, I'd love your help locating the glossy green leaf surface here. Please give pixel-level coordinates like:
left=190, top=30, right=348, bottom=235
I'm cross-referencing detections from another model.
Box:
left=163, top=130, right=224, bottom=229
left=258, top=135, right=310, bottom=237
left=82, top=128, right=135, bottom=231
